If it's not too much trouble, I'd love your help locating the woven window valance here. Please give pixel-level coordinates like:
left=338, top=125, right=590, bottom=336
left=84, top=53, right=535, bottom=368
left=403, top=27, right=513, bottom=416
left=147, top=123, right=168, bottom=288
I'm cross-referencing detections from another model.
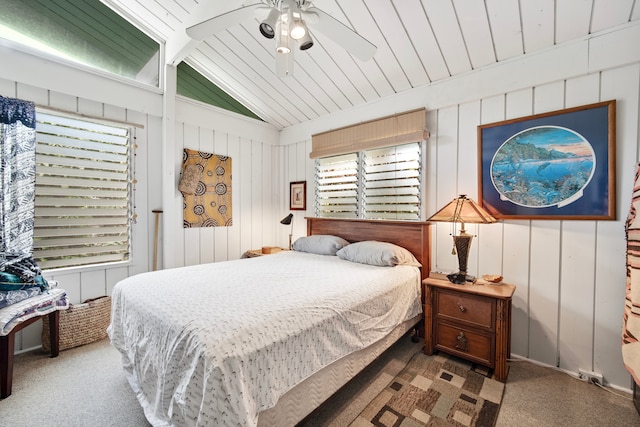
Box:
left=310, top=108, right=428, bottom=159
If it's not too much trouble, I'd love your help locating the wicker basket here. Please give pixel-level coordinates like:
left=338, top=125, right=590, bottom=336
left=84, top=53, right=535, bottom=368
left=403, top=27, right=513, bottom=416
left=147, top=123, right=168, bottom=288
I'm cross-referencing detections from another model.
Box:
left=42, top=296, right=111, bottom=352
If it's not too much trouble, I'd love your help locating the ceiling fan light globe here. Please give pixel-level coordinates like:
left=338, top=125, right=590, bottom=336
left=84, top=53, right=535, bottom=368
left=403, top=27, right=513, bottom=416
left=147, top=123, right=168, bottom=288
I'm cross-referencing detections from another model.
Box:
left=291, top=16, right=309, bottom=40
left=299, top=40, right=313, bottom=50
left=260, top=8, right=280, bottom=39
left=259, top=23, right=275, bottom=38
left=276, top=16, right=291, bottom=55
left=298, top=32, right=313, bottom=50
left=290, top=25, right=306, bottom=40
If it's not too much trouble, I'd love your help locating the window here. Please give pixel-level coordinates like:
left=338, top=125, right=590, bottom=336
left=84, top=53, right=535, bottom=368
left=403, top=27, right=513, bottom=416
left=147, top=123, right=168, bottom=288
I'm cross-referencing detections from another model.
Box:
left=33, top=112, right=132, bottom=270
left=0, top=0, right=160, bottom=87
left=316, top=153, right=359, bottom=218
left=315, top=142, right=421, bottom=220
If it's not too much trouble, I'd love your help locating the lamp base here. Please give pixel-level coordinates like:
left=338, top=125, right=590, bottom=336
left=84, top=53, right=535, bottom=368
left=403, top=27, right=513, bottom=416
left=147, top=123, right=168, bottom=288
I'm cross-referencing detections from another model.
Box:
left=447, top=272, right=477, bottom=285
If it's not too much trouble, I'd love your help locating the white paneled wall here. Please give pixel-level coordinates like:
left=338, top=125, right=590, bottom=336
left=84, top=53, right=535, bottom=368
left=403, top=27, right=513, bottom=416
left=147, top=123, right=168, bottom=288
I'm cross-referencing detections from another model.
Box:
left=171, top=98, right=281, bottom=266
left=0, top=69, right=162, bottom=351
left=1, top=19, right=639, bottom=395
left=0, top=48, right=280, bottom=352
left=279, top=25, right=640, bottom=391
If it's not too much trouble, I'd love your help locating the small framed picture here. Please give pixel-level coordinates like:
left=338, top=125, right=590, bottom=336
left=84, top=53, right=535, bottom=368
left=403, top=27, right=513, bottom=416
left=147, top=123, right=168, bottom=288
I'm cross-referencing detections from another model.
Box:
left=290, top=181, right=306, bottom=210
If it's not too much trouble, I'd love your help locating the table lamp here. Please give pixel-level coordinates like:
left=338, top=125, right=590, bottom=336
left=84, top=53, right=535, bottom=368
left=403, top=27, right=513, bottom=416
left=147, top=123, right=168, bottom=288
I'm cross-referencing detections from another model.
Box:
left=428, top=195, right=496, bottom=284
left=280, top=213, right=294, bottom=249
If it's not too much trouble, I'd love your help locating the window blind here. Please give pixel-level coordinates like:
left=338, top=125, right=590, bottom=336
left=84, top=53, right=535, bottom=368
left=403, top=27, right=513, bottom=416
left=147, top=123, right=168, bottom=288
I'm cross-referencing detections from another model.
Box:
left=310, top=108, right=427, bottom=159
left=315, top=143, right=422, bottom=220
left=315, top=153, right=359, bottom=218
left=34, top=112, right=131, bottom=270
left=363, top=143, right=421, bottom=220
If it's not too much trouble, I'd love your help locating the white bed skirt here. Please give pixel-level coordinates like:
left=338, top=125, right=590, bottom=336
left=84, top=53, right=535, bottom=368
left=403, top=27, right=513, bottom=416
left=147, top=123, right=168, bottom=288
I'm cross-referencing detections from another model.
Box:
left=257, top=314, right=421, bottom=426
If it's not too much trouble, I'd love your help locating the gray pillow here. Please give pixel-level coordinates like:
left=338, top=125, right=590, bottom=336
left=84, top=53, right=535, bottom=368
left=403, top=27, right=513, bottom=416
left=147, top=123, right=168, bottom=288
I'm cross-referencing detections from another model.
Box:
left=292, top=235, right=350, bottom=255
left=336, top=241, right=421, bottom=267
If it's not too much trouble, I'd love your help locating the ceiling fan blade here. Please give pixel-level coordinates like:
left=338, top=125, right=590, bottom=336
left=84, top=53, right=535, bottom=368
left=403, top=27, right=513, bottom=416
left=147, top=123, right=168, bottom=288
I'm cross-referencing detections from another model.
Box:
left=305, top=7, right=376, bottom=61
left=186, top=3, right=266, bottom=40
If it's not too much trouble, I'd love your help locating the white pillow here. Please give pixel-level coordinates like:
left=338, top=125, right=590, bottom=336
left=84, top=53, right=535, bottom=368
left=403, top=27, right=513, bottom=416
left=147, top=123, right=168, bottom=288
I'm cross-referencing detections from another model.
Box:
left=336, top=241, right=421, bottom=267
left=292, top=235, right=350, bottom=256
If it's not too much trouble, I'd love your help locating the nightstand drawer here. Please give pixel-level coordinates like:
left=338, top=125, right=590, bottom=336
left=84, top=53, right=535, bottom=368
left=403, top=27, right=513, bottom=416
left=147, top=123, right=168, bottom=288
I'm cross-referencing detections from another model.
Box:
left=434, top=322, right=493, bottom=366
left=435, top=290, right=494, bottom=329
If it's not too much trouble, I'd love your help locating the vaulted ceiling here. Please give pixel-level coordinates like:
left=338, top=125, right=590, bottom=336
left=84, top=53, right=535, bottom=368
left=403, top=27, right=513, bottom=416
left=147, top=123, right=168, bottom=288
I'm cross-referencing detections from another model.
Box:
left=103, top=0, right=639, bottom=130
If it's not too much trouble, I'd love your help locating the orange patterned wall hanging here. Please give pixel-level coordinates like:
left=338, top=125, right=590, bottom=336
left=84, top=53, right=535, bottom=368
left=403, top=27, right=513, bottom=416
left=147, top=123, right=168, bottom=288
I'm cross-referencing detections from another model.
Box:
left=181, top=148, right=232, bottom=227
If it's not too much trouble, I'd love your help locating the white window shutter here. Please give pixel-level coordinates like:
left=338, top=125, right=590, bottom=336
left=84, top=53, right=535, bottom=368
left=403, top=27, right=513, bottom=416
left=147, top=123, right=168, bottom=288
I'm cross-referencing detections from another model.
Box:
left=315, top=143, right=422, bottom=221
left=315, top=153, right=359, bottom=218
left=34, top=112, right=131, bottom=270
left=362, top=143, right=421, bottom=220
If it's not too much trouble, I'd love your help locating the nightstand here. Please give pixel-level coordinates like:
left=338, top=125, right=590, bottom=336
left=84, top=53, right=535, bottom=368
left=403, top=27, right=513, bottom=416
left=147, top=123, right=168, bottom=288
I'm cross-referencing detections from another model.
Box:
left=243, top=247, right=286, bottom=258
left=423, top=277, right=516, bottom=382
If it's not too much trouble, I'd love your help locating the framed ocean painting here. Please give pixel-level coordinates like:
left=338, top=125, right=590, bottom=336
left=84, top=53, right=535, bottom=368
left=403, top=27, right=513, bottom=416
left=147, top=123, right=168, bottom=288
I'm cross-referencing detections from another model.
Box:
left=478, top=100, right=616, bottom=220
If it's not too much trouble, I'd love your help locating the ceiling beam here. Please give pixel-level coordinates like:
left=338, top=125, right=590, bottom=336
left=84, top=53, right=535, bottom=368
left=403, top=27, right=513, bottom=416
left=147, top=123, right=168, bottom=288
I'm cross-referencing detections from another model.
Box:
left=166, top=1, right=247, bottom=66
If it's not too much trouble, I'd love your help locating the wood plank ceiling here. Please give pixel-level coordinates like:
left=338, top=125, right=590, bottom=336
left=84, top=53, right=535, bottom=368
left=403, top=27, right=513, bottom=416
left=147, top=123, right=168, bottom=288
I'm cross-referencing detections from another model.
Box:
left=102, top=0, right=639, bottom=130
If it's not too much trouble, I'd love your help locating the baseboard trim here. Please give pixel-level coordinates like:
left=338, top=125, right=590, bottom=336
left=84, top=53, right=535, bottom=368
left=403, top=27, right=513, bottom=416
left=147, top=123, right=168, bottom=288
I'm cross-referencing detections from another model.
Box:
left=507, top=354, right=633, bottom=395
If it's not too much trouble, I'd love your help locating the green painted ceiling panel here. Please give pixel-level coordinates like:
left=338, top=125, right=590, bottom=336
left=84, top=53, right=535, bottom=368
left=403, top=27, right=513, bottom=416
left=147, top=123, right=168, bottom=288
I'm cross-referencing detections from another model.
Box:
left=0, top=0, right=260, bottom=121
left=177, top=62, right=261, bottom=121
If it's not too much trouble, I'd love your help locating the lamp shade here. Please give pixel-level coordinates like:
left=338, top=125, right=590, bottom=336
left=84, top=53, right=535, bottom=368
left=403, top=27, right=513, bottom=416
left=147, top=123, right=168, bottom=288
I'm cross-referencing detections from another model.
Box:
left=280, top=213, right=293, bottom=225
left=428, top=195, right=496, bottom=284
left=428, top=195, right=496, bottom=224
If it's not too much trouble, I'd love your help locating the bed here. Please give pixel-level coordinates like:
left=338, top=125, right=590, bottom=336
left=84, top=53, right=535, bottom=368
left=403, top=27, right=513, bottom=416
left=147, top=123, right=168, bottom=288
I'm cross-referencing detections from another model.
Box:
left=108, top=217, right=430, bottom=426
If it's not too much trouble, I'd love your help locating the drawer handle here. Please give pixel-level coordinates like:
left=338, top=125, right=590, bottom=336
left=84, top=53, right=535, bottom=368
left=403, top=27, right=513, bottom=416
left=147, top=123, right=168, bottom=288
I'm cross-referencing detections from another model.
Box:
left=458, top=303, right=466, bottom=312
left=455, top=332, right=468, bottom=352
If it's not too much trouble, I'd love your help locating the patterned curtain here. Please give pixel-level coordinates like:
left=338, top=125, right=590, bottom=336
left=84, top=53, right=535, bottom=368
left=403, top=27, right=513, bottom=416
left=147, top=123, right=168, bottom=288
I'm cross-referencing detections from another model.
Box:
left=0, top=96, right=36, bottom=256
left=624, top=163, right=640, bottom=386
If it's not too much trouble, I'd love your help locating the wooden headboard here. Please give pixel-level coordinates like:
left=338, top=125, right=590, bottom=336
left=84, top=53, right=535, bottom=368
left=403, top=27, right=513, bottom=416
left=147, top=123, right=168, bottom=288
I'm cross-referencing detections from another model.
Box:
left=306, top=217, right=431, bottom=281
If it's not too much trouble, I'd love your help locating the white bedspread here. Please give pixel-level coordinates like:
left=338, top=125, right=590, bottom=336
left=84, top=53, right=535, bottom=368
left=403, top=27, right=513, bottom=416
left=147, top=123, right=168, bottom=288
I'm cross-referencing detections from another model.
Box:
left=108, top=251, right=421, bottom=427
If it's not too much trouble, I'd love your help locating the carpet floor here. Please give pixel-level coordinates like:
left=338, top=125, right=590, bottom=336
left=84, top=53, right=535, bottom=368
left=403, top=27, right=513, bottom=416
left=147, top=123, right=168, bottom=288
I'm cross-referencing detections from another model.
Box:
left=1, top=335, right=639, bottom=426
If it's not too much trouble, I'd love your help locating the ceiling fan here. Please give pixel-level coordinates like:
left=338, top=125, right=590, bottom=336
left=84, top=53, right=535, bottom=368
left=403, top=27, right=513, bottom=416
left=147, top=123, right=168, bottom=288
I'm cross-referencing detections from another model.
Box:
left=186, top=0, right=377, bottom=77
